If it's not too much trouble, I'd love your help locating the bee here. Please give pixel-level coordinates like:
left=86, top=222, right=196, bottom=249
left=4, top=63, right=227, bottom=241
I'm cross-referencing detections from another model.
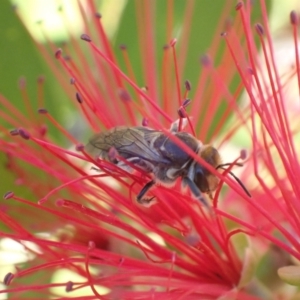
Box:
left=85, top=122, right=250, bottom=207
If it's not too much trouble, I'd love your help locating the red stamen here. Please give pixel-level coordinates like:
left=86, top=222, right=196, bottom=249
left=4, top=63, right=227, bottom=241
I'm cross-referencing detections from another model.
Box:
left=38, top=174, right=103, bottom=205
left=162, top=44, right=172, bottom=116
left=85, top=242, right=104, bottom=299
left=83, top=40, right=172, bottom=122
left=291, top=10, right=300, bottom=100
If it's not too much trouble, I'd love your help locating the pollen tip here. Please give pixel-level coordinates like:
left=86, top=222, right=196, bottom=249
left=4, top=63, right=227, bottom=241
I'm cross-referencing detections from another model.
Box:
left=119, top=44, right=127, bottom=50
left=18, top=128, right=30, bottom=140
left=163, top=44, right=170, bottom=50
left=76, top=92, right=83, bottom=103
left=118, top=89, right=131, bottom=102
left=170, top=38, right=177, bottom=47
left=95, top=12, right=102, bottom=19
left=10, top=129, right=19, bottom=136
left=76, top=144, right=84, bottom=152
left=220, top=32, right=227, bottom=37
left=182, top=98, right=191, bottom=107
left=178, top=107, right=187, bottom=118
left=200, top=54, right=211, bottom=67
left=66, top=281, right=74, bottom=292
left=3, top=191, right=14, bottom=200
left=38, top=108, right=48, bottom=114
left=185, top=80, right=191, bottom=91
left=55, top=48, right=62, bottom=59
left=70, top=78, right=76, bottom=85
left=142, top=117, right=149, bottom=127
left=255, top=23, right=264, bottom=36
left=3, top=272, right=14, bottom=285
left=290, top=11, right=298, bottom=25
left=81, top=34, right=92, bottom=42
left=240, top=149, right=247, bottom=160
left=235, top=2, right=243, bottom=11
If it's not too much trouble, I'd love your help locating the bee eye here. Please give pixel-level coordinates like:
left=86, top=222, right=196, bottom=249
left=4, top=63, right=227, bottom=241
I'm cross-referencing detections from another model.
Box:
left=194, top=167, right=209, bottom=193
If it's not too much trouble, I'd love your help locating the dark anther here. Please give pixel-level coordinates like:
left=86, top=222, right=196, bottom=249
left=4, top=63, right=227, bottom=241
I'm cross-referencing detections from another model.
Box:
left=55, top=48, right=62, bottom=59
left=18, top=128, right=31, bottom=140
left=185, top=80, right=191, bottom=91
left=76, top=144, right=84, bottom=152
left=182, top=98, right=191, bottom=107
left=95, top=12, right=102, bottom=19
left=9, top=129, right=19, bottom=136
left=118, top=89, right=131, bottom=102
left=80, top=34, right=92, bottom=42
left=255, top=23, right=264, bottom=36
left=38, top=108, right=48, bottom=114
left=178, top=107, right=187, bottom=118
left=76, top=92, right=83, bottom=103
left=65, top=281, right=74, bottom=292
left=3, top=191, right=14, bottom=200
left=290, top=11, right=298, bottom=25
left=3, top=272, right=14, bottom=285
left=200, top=55, right=211, bottom=67
left=235, top=2, right=243, bottom=10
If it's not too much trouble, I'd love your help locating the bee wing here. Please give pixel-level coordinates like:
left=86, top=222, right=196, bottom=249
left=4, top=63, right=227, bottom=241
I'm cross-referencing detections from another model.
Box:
left=86, top=126, right=170, bottom=164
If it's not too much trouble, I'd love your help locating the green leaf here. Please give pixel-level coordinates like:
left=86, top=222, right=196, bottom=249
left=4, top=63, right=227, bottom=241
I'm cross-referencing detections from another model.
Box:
left=278, top=265, right=300, bottom=286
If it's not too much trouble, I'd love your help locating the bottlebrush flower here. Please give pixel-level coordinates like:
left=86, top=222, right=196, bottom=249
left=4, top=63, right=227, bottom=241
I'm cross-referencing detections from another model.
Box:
left=1, top=0, right=300, bottom=299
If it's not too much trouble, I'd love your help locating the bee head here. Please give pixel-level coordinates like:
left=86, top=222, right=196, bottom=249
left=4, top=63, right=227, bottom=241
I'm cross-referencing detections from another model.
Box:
left=194, top=145, right=251, bottom=198
left=194, top=145, right=222, bottom=196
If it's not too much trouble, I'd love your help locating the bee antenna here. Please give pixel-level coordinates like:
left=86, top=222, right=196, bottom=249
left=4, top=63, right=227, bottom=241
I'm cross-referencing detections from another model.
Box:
left=217, top=162, right=244, bottom=168
left=216, top=164, right=251, bottom=197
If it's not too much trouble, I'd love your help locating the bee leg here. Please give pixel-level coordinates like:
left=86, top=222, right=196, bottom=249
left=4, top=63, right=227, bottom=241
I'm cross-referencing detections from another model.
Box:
left=136, top=180, right=156, bottom=205
left=182, top=177, right=209, bottom=208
